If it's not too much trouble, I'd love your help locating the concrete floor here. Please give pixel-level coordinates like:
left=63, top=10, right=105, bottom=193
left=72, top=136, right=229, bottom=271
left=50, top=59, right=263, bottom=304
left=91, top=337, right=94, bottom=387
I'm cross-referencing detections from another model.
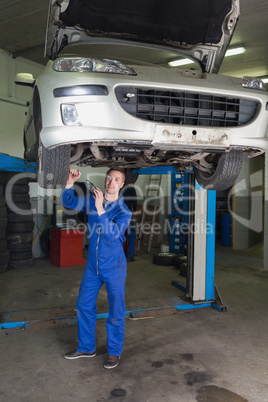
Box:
left=0, top=242, right=267, bottom=402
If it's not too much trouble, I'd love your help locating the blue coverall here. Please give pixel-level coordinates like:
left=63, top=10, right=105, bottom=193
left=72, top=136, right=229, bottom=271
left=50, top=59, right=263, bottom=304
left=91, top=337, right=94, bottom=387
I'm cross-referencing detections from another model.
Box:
left=61, top=187, right=131, bottom=356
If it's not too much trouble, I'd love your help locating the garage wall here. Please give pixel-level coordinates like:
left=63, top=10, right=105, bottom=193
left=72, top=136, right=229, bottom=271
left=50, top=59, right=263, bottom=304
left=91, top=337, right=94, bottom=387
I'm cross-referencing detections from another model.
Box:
left=0, top=50, right=43, bottom=159
left=232, top=154, right=264, bottom=249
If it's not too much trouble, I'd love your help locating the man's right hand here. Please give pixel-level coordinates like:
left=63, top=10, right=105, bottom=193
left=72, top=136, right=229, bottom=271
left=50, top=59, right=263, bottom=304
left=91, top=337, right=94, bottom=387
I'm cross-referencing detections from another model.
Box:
left=65, top=168, right=81, bottom=189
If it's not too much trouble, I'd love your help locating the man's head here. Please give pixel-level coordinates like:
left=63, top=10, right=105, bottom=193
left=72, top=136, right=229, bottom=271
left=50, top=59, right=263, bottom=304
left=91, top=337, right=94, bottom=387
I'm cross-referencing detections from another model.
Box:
left=105, top=168, right=125, bottom=200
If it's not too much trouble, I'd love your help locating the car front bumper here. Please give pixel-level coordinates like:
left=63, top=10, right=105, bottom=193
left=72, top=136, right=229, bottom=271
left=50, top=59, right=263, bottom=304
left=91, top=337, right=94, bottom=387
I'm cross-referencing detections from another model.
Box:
left=38, top=65, right=268, bottom=154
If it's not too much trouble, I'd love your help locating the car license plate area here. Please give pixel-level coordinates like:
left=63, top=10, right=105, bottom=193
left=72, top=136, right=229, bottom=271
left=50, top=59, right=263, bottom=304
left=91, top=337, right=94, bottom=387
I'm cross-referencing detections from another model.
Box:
left=152, top=125, right=230, bottom=149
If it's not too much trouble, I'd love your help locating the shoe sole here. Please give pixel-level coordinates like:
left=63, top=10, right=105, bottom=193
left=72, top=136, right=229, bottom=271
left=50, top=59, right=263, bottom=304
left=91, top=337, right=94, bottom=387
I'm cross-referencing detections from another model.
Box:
left=104, top=362, right=119, bottom=369
left=65, top=353, right=96, bottom=360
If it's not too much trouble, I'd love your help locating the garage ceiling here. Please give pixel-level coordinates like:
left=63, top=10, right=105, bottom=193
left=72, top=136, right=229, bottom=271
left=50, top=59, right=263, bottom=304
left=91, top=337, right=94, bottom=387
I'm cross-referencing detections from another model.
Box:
left=0, top=0, right=267, bottom=80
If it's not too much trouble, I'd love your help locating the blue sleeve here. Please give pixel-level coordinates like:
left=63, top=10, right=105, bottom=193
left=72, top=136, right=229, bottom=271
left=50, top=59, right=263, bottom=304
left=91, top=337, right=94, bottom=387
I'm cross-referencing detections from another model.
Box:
left=98, top=208, right=132, bottom=241
left=61, top=186, right=87, bottom=212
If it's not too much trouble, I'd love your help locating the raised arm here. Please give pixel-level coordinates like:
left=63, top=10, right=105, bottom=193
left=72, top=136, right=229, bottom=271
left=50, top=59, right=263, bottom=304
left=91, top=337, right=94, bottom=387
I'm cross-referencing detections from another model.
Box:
left=61, top=168, right=86, bottom=211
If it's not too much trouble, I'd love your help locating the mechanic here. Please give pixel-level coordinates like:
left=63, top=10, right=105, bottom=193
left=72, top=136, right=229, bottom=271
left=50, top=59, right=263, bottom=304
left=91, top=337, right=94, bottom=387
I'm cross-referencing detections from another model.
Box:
left=62, top=167, right=131, bottom=369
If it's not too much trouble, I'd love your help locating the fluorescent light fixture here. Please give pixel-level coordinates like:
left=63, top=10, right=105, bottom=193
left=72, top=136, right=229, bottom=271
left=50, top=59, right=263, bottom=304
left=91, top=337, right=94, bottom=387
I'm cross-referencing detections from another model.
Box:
left=261, top=77, right=268, bottom=83
left=225, top=47, right=246, bottom=57
left=168, top=58, right=195, bottom=67
left=169, top=46, right=246, bottom=67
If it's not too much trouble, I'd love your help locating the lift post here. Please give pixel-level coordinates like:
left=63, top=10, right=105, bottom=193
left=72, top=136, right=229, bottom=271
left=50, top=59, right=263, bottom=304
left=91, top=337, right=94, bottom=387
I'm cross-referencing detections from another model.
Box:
left=133, top=166, right=226, bottom=311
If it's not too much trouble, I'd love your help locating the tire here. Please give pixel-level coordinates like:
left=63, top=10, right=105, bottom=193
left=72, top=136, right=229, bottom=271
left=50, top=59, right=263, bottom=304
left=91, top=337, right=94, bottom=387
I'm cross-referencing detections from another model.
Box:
left=194, top=150, right=243, bottom=191
left=174, top=255, right=187, bottom=269
left=5, top=173, right=29, bottom=185
left=179, top=262, right=188, bottom=277
left=0, top=229, right=6, bottom=239
left=0, top=218, right=8, bottom=230
left=37, top=141, right=70, bottom=189
left=0, top=173, right=7, bottom=185
left=5, top=195, right=31, bottom=211
left=40, top=228, right=51, bottom=257
left=0, top=196, right=5, bottom=207
left=6, top=202, right=31, bottom=212
left=7, top=221, right=34, bottom=233
left=0, top=206, right=7, bottom=217
left=7, top=212, right=33, bottom=223
left=0, top=239, right=7, bottom=252
left=5, top=184, right=30, bottom=194
left=7, top=241, right=32, bottom=251
left=0, top=249, right=9, bottom=265
left=6, top=232, right=33, bottom=244
left=124, top=169, right=139, bottom=185
left=9, top=249, right=32, bottom=260
left=153, top=252, right=177, bottom=266
left=8, top=258, right=33, bottom=269
left=0, top=263, right=8, bottom=274
left=7, top=193, right=30, bottom=203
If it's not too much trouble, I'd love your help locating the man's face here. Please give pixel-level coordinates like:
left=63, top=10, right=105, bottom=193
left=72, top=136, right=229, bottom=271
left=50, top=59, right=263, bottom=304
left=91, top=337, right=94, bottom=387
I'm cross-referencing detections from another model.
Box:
left=105, top=170, right=124, bottom=195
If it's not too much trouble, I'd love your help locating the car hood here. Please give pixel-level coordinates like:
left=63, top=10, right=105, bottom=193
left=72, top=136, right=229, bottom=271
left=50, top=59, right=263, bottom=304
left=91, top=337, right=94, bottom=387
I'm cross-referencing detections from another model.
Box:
left=45, top=0, right=240, bottom=73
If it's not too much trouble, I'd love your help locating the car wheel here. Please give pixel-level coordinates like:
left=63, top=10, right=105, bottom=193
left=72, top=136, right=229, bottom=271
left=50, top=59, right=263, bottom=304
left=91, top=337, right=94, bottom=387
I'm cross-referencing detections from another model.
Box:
left=124, top=169, right=139, bottom=185
left=37, top=141, right=70, bottom=189
left=33, top=88, right=70, bottom=189
left=194, top=150, right=243, bottom=191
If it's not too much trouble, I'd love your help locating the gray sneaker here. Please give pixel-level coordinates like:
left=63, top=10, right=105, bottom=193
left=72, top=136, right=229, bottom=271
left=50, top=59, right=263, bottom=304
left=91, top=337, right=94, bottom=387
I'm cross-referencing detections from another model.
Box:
left=64, top=350, right=96, bottom=359
left=104, top=355, right=120, bottom=369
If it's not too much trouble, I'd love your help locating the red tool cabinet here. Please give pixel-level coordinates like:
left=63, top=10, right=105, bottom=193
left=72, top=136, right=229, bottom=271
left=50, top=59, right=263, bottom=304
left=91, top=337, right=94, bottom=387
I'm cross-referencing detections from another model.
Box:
left=50, top=229, right=86, bottom=267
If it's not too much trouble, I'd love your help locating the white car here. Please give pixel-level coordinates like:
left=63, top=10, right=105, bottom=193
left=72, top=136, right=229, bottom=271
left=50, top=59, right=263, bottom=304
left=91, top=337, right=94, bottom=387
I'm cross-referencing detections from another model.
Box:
left=16, top=0, right=268, bottom=189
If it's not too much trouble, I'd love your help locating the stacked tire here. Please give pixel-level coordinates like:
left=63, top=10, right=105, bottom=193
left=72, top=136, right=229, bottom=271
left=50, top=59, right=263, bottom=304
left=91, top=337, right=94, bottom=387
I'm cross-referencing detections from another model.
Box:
left=174, top=255, right=188, bottom=277
left=153, top=252, right=177, bottom=266
left=5, top=174, right=34, bottom=269
left=0, top=173, right=9, bottom=273
left=152, top=251, right=188, bottom=277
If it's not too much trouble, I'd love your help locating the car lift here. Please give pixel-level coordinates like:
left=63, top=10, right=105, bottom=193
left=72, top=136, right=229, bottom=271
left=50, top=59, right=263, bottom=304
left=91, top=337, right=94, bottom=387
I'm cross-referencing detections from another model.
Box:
left=132, top=166, right=226, bottom=312
left=0, top=153, right=36, bottom=173
left=0, top=155, right=225, bottom=331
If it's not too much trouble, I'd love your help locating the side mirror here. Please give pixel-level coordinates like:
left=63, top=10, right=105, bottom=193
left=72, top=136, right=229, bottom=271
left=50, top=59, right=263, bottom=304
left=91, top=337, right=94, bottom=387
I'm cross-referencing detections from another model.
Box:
left=15, top=73, right=35, bottom=88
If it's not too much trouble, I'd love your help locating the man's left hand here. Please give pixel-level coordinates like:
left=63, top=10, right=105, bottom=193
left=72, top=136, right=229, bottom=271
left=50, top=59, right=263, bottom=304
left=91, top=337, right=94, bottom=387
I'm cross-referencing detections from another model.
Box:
left=93, top=188, right=105, bottom=215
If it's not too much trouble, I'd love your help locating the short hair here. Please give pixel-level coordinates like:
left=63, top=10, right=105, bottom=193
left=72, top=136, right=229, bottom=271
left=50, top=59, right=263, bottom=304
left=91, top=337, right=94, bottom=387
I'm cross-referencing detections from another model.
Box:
left=106, top=168, right=125, bottom=181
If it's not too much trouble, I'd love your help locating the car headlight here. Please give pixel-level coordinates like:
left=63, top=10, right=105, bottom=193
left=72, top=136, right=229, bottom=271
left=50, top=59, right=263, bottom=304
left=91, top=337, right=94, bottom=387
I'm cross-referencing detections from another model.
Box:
left=242, top=76, right=266, bottom=91
left=52, top=57, right=136, bottom=76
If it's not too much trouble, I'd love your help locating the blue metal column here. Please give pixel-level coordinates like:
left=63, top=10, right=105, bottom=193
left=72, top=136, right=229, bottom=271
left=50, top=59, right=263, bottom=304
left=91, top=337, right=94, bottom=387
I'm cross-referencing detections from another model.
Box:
left=206, top=189, right=216, bottom=301
left=170, top=172, right=189, bottom=253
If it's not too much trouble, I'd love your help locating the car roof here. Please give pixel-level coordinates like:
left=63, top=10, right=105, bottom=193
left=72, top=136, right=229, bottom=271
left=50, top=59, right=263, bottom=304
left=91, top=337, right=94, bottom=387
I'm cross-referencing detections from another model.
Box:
left=45, top=0, right=240, bottom=73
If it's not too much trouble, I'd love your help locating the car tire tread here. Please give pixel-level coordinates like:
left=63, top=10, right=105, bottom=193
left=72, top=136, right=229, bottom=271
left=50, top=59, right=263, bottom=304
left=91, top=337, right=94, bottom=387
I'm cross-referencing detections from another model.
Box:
left=194, top=150, right=243, bottom=191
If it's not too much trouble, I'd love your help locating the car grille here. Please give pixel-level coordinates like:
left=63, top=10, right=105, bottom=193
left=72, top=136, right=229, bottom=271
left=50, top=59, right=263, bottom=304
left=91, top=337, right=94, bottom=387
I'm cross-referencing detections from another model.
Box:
left=115, top=87, right=259, bottom=127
